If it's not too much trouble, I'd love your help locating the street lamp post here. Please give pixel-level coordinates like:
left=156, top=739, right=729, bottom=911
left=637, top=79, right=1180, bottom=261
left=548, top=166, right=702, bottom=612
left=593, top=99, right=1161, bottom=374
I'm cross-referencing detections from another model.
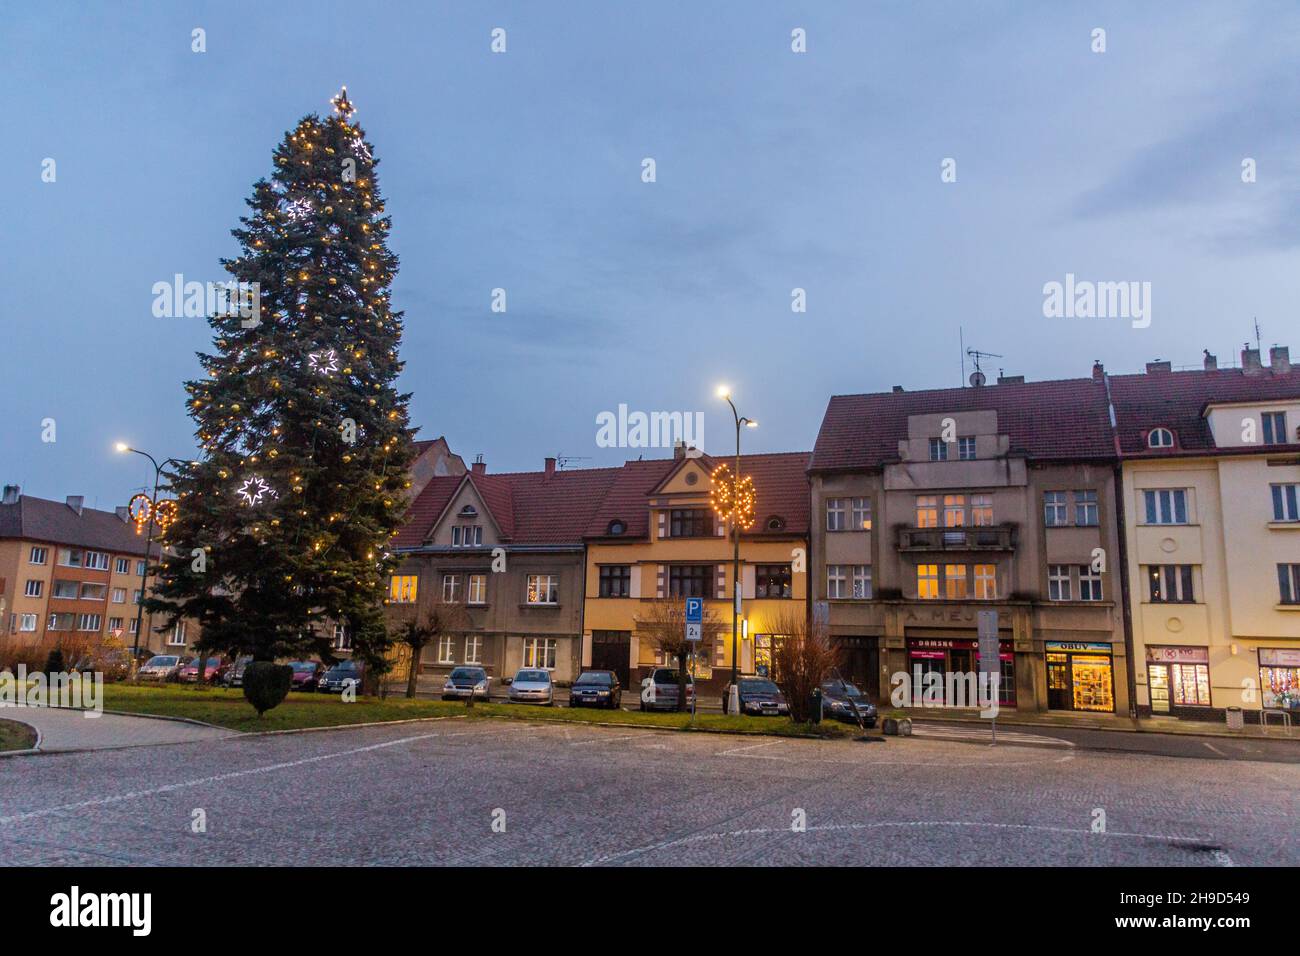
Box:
left=116, top=444, right=185, bottom=676
left=716, top=387, right=756, bottom=714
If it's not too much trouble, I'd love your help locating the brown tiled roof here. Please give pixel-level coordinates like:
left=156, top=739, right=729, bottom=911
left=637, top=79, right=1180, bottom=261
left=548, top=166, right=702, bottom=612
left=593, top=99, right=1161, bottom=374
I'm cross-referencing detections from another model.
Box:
left=810, top=378, right=1115, bottom=472
left=0, top=495, right=160, bottom=556
left=393, top=451, right=812, bottom=548
left=1108, top=367, right=1300, bottom=456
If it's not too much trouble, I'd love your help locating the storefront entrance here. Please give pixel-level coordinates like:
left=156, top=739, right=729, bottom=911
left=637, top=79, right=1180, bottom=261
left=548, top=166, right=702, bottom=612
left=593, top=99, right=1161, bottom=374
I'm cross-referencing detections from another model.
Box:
left=1146, top=646, right=1210, bottom=714
left=907, top=637, right=1015, bottom=707
left=836, top=636, right=880, bottom=701
left=1259, top=647, right=1300, bottom=711
left=1045, top=642, right=1115, bottom=713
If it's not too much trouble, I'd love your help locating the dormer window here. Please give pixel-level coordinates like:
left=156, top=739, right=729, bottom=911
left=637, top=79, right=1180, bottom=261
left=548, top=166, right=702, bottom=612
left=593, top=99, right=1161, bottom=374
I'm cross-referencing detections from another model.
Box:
left=459, top=505, right=478, bottom=517
left=607, top=519, right=626, bottom=536
left=766, top=515, right=786, bottom=531
left=1147, top=428, right=1175, bottom=449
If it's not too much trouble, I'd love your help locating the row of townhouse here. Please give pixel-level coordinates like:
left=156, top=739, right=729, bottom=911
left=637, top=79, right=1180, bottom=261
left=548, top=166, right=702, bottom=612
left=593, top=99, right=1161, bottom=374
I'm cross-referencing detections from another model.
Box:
left=390, top=345, right=1300, bottom=722
left=0, top=486, right=190, bottom=652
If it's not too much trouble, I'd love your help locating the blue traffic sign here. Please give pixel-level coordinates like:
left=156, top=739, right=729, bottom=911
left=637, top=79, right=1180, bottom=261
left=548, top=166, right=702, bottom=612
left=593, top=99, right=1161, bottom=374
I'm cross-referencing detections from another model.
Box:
left=685, top=597, right=703, bottom=623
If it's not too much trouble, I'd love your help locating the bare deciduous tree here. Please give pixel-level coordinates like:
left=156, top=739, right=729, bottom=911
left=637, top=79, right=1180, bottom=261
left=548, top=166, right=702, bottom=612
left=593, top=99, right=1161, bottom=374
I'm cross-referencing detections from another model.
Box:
left=634, top=598, right=723, bottom=711
left=768, top=608, right=842, bottom=723
left=392, top=599, right=470, bottom=698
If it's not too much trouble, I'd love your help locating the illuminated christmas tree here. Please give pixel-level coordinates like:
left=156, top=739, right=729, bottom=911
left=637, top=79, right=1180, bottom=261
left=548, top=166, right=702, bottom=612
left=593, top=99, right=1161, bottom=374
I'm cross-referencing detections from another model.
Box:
left=147, top=88, right=415, bottom=664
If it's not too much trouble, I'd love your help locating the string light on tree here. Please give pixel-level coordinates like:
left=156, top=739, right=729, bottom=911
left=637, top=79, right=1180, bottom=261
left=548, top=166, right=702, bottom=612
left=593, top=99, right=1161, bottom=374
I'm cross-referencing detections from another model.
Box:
left=709, top=463, right=755, bottom=531
left=127, top=494, right=179, bottom=536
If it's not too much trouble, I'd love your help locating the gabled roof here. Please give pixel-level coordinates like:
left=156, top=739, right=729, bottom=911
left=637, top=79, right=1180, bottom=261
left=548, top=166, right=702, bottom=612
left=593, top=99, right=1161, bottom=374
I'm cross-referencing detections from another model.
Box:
left=584, top=452, right=811, bottom=539
left=0, top=495, right=160, bottom=556
left=810, top=378, right=1115, bottom=472
left=1108, top=366, right=1300, bottom=456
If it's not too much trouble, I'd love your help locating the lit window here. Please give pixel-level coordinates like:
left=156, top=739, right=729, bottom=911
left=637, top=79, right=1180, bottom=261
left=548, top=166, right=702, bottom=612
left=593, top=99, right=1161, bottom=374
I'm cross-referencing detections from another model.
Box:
left=523, top=637, right=557, bottom=669
left=467, top=573, right=487, bottom=605
left=915, top=495, right=939, bottom=528
left=851, top=497, right=872, bottom=530
left=527, top=574, right=559, bottom=605
left=917, top=564, right=939, bottom=600
left=1147, top=565, right=1194, bottom=603
left=943, top=495, right=966, bottom=528
left=389, top=575, right=418, bottom=603
left=944, top=564, right=967, bottom=599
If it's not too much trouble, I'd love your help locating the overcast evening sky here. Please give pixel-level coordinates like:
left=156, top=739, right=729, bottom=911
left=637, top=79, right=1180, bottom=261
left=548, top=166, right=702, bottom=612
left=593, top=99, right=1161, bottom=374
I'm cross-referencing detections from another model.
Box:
left=3, top=1, right=1298, bottom=508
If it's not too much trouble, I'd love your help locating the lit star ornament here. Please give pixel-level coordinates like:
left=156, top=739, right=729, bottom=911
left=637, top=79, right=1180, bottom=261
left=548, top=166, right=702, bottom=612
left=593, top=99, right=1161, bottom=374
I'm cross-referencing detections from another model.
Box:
left=709, top=463, right=756, bottom=531
left=236, top=475, right=279, bottom=507
left=330, top=86, right=356, bottom=118
left=308, top=348, right=340, bottom=374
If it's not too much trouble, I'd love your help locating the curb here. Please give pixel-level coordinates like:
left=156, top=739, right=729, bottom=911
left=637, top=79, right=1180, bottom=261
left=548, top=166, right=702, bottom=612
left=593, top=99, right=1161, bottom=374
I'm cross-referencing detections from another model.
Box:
left=0, top=715, right=42, bottom=759
left=903, top=712, right=1299, bottom=742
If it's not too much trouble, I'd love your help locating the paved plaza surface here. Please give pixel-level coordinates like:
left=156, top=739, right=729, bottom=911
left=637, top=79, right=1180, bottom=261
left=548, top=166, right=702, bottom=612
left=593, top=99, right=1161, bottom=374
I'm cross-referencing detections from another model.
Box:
left=1, top=717, right=1296, bottom=866
left=0, top=707, right=234, bottom=753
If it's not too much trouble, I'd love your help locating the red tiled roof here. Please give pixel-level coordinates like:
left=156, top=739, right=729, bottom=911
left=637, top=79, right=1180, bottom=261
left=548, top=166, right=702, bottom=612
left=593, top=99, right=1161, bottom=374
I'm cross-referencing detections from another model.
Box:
left=393, top=452, right=812, bottom=548
left=0, top=495, right=160, bottom=556
left=1108, top=367, right=1300, bottom=456
left=810, top=378, right=1115, bottom=472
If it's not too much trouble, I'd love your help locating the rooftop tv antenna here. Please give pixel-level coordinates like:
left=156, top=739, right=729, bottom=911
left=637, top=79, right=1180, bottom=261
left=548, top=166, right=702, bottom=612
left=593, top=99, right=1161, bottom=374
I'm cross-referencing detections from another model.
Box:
left=965, top=347, right=1003, bottom=387
left=556, top=455, right=591, bottom=471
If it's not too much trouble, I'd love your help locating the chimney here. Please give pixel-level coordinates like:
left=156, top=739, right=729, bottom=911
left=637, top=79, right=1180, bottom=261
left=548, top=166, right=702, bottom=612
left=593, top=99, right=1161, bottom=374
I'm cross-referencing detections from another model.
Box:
left=997, top=374, right=1025, bottom=385
left=673, top=440, right=686, bottom=460
left=544, top=457, right=556, bottom=478
left=1, top=485, right=18, bottom=505
left=1092, top=360, right=1105, bottom=381
left=471, top=454, right=486, bottom=476
left=1145, top=360, right=1171, bottom=374
left=1242, top=346, right=1263, bottom=375
left=66, top=495, right=84, bottom=516
left=891, top=385, right=904, bottom=393
left=1270, top=345, right=1291, bottom=374
left=115, top=506, right=130, bottom=522
left=1203, top=350, right=1217, bottom=371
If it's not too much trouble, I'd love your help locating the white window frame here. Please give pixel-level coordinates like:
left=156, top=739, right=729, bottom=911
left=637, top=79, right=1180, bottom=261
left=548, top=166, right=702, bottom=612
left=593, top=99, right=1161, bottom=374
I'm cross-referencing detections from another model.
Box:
left=943, top=494, right=966, bottom=528
left=467, top=573, right=486, bottom=605
left=167, top=622, right=187, bottom=646
left=24, top=579, right=42, bottom=598
left=957, top=436, right=977, bottom=460
left=136, top=560, right=147, bottom=576
left=1262, top=411, right=1287, bottom=445
left=523, top=637, right=557, bottom=670
left=1147, top=427, right=1174, bottom=449
left=111, top=588, right=126, bottom=604
left=526, top=574, right=559, bottom=605
left=825, top=498, right=846, bottom=531
left=464, top=634, right=482, bottom=664
left=1048, top=565, right=1072, bottom=601
left=1147, top=565, right=1194, bottom=604
left=1078, top=565, right=1103, bottom=601
left=442, top=574, right=461, bottom=603
left=115, top=557, right=130, bottom=574
left=437, top=634, right=455, bottom=663
left=970, top=494, right=993, bottom=527
left=1074, top=489, right=1099, bottom=527
left=944, top=564, right=967, bottom=599
left=851, top=565, right=872, bottom=599
left=390, top=574, right=418, bottom=603
left=1280, top=564, right=1300, bottom=604
left=1271, top=484, right=1300, bottom=522
left=827, top=564, right=847, bottom=599
left=333, top=622, right=352, bottom=650
left=59, top=548, right=83, bottom=568
left=851, top=497, right=871, bottom=530
left=108, top=617, right=124, bottom=632
left=29, top=546, right=47, bottom=565
left=915, top=495, right=938, bottom=528
left=974, top=563, right=997, bottom=600
left=52, top=580, right=79, bottom=600
left=917, top=564, right=939, bottom=600
left=85, top=551, right=109, bottom=571
left=928, top=438, right=948, bottom=461
left=77, top=613, right=101, bottom=632
left=1143, top=489, right=1189, bottom=525
left=18, top=614, right=37, bottom=632
left=1044, top=492, right=1069, bottom=527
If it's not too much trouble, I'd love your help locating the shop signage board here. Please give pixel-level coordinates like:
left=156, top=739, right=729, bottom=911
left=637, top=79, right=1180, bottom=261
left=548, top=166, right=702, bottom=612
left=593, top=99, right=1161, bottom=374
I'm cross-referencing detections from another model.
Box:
left=1146, top=645, right=1209, bottom=663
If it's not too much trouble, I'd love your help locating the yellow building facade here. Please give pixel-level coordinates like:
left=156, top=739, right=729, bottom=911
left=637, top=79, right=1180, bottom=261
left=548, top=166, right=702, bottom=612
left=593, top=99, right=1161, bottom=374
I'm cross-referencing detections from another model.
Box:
left=580, top=451, right=810, bottom=694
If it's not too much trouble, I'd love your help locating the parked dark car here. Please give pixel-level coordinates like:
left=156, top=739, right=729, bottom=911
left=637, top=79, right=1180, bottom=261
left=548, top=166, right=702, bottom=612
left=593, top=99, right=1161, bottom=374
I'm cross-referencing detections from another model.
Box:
left=442, top=666, right=490, bottom=701
left=222, top=656, right=254, bottom=688
left=640, top=667, right=694, bottom=712
left=178, top=657, right=228, bottom=684
left=318, top=660, right=364, bottom=693
left=288, top=660, right=326, bottom=691
left=820, top=678, right=877, bottom=726
left=569, top=670, right=622, bottom=709
left=721, top=677, right=789, bottom=716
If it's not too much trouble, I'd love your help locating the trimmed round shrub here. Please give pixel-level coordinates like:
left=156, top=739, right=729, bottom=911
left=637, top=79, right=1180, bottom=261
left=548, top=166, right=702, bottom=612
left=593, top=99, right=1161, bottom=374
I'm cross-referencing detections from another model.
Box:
left=44, top=647, right=66, bottom=674
left=243, top=662, right=293, bottom=716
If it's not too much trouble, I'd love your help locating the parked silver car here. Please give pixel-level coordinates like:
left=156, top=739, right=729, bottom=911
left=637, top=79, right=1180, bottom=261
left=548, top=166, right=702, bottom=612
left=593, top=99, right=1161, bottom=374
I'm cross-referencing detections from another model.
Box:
left=507, top=668, right=553, bottom=705
left=138, top=655, right=186, bottom=681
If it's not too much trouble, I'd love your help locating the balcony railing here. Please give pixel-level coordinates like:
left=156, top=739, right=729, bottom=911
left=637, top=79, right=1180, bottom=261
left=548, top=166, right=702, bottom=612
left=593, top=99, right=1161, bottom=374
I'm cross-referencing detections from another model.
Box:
left=896, top=524, right=1016, bottom=551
